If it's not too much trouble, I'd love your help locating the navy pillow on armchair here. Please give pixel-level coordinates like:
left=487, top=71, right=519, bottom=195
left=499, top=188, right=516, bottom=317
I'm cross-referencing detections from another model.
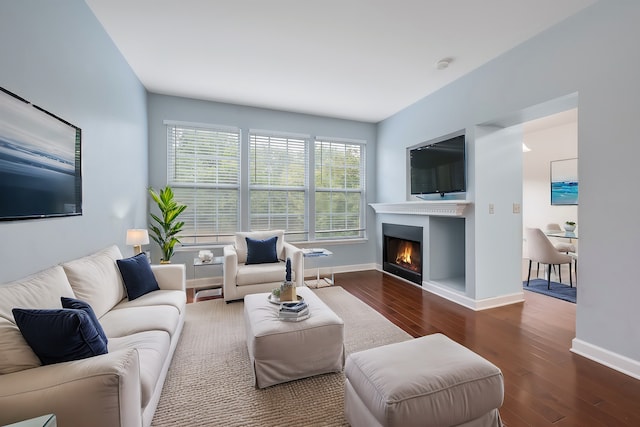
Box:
left=117, top=252, right=160, bottom=300
left=245, top=236, right=279, bottom=264
left=12, top=308, right=108, bottom=365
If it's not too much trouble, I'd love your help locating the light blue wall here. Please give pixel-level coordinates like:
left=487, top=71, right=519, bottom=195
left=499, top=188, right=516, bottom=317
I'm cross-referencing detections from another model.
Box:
left=0, top=0, right=148, bottom=282
left=378, top=1, right=640, bottom=366
left=147, top=93, right=378, bottom=276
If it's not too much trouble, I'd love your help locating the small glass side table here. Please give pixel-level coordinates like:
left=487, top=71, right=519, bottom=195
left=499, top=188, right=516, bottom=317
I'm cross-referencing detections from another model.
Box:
left=302, top=248, right=334, bottom=288
left=4, top=414, right=56, bottom=427
left=191, top=256, right=224, bottom=300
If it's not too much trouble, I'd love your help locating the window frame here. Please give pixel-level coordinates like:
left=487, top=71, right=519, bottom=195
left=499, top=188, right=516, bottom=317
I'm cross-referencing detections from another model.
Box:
left=312, top=136, right=367, bottom=241
left=165, top=120, right=241, bottom=245
left=163, top=122, right=367, bottom=244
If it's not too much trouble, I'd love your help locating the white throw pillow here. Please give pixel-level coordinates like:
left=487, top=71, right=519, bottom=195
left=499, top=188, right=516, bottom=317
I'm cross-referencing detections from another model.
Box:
left=62, top=245, right=126, bottom=318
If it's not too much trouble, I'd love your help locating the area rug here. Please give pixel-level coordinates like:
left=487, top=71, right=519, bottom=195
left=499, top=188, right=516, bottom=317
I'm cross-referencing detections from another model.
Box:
left=523, top=278, right=577, bottom=303
left=151, top=286, right=411, bottom=426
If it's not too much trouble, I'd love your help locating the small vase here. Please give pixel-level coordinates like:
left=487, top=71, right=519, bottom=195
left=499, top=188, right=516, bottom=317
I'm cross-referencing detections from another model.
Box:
left=564, top=224, right=576, bottom=232
left=280, top=281, right=296, bottom=302
left=160, top=259, right=171, bottom=264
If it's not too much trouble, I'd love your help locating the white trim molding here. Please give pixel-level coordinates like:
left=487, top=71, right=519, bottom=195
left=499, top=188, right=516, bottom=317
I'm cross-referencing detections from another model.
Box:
left=422, top=280, right=524, bottom=311
left=376, top=267, right=524, bottom=311
left=571, top=338, right=640, bottom=380
left=369, top=200, right=471, bottom=217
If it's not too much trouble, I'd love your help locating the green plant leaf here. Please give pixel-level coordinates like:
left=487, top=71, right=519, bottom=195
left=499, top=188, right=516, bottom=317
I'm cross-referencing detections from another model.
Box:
left=148, top=186, right=187, bottom=262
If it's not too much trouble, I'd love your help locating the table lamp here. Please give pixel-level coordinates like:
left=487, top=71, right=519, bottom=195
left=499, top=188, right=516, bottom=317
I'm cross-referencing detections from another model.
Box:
left=126, top=229, right=149, bottom=255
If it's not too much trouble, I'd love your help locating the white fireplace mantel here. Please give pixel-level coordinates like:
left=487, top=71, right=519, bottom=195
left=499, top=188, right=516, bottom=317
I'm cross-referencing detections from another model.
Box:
left=369, top=200, right=471, bottom=217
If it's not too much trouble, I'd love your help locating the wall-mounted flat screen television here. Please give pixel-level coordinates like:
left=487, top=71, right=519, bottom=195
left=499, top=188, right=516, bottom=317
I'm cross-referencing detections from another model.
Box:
left=410, top=134, right=466, bottom=197
left=0, top=87, right=82, bottom=221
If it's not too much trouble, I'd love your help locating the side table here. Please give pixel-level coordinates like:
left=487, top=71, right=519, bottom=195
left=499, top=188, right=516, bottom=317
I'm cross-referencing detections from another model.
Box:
left=191, top=256, right=224, bottom=300
left=4, top=414, right=56, bottom=427
left=302, top=248, right=334, bottom=288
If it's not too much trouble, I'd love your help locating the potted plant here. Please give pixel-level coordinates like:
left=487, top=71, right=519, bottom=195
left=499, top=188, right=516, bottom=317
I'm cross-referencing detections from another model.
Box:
left=564, top=221, right=576, bottom=232
left=148, top=186, right=187, bottom=263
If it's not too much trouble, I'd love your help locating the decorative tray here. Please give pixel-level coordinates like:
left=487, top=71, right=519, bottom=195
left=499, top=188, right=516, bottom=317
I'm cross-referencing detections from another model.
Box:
left=268, top=294, right=303, bottom=304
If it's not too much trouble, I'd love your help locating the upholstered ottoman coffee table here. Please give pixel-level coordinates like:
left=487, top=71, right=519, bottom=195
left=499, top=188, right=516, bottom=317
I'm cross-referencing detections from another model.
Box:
left=243, top=286, right=344, bottom=388
left=345, top=333, right=504, bottom=427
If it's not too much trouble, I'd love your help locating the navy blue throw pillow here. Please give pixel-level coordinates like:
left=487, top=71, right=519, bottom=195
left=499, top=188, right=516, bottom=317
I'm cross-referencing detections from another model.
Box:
left=12, top=308, right=108, bottom=365
left=116, top=253, right=160, bottom=300
left=61, top=297, right=108, bottom=346
left=245, top=236, right=279, bottom=265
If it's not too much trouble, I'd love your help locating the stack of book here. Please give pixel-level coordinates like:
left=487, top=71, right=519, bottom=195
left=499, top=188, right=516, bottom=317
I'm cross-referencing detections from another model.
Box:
left=278, top=301, right=310, bottom=322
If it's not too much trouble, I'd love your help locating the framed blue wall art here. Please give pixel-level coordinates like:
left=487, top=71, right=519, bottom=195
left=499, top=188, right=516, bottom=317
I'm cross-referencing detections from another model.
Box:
left=550, top=158, right=578, bottom=205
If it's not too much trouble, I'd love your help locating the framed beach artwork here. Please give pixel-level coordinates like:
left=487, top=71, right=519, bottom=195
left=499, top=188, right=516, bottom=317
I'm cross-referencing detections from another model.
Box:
left=550, top=158, right=578, bottom=205
left=0, top=86, right=82, bottom=220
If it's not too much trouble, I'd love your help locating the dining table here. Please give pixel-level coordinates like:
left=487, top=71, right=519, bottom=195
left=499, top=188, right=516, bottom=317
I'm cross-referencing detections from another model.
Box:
left=545, top=231, right=578, bottom=240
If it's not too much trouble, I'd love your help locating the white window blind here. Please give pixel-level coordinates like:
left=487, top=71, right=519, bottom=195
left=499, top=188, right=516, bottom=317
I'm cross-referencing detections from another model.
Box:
left=167, top=124, right=240, bottom=244
left=249, top=131, right=308, bottom=241
left=314, top=138, right=365, bottom=239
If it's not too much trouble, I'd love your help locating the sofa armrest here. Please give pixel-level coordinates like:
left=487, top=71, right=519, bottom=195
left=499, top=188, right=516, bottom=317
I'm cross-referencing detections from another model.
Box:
left=151, top=263, right=186, bottom=291
left=223, top=245, right=238, bottom=299
left=283, top=242, right=304, bottom=287
left=0, top=349, right=142, bottom=427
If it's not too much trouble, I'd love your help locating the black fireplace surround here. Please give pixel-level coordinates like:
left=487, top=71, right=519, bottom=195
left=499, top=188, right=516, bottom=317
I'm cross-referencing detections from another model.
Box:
left=382, top=223, right=423, bottom=285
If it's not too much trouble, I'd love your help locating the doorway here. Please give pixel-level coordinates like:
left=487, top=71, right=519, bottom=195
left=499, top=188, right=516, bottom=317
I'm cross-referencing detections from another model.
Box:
left=522, top=109, right=578, bottom=285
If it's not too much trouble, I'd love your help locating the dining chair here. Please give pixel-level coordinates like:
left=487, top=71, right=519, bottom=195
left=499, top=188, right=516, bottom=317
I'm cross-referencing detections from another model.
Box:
left=526, top=227, right=573, bottom=289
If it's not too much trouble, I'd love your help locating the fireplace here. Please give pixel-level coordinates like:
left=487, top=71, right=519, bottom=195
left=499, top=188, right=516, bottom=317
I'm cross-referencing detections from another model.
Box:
left=382, top=223, right=423, bottom=285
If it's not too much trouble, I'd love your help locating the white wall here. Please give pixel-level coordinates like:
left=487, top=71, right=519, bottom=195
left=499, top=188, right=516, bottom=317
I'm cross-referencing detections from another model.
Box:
left=146, top=93, right=378, bottom=279
left=377, top=1, right=640, bottom=375
left=0, top=0, right=148, bottom=282
left=473, top=125, right=523, bottom=300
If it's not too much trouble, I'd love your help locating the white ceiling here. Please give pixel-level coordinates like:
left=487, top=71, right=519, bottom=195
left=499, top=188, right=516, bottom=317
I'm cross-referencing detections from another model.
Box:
left=85, top=0, right=596, bottom=123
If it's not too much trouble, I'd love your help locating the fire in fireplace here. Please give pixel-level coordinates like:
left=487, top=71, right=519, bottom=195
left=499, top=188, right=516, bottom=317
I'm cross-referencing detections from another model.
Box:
left=394, top=240, right=420, bottom=272
left=382, top=223, right=423, bottom=285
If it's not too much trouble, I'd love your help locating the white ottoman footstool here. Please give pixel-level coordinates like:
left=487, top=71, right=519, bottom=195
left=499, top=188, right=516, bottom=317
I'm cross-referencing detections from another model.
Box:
left=244, top=286, right=344, bottom=388
left=345, top=333, right=504, bottom=427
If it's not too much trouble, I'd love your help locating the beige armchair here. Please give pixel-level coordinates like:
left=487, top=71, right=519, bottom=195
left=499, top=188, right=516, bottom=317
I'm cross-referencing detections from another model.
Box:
left=223, top=230, right=304, bottom=302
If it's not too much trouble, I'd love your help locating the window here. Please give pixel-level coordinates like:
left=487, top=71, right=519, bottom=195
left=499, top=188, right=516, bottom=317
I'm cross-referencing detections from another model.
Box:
left=165, top=122, right=366, bottom=244
left=249, top=131, right=308, bottom=241
left=166, top=122, right=240, bottom=244
left=314, top=138, right=365, bottom=239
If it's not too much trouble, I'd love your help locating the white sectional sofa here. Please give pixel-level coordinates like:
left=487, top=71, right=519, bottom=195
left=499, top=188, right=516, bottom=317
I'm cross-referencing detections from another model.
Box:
left=0, top=245, right=186, bottom=427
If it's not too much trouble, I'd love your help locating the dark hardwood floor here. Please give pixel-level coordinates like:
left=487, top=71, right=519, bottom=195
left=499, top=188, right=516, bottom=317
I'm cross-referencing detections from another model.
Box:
left=187, top=271, right=640, bottom=426
left=334, top=270, right=640, bottom=427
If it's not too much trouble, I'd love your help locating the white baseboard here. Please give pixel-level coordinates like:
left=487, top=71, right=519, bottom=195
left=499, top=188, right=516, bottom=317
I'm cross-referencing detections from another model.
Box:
left=571, top=338, right=640, bottom=380
left=421, top=281, right=524, bottom=311
left=375, top=265, right=524, bottom=311
left=304, top=263, right=376, bottom=279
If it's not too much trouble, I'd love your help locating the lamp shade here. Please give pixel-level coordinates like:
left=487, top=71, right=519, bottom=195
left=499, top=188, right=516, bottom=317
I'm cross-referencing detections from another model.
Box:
left=126, top=229, right=149, bottom=246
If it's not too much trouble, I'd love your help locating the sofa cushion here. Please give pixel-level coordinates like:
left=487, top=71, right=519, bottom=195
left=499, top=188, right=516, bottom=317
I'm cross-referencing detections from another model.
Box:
left=116, top=253, right=160, bottom=300
left=236, top=261, right=288, bottom=286
left=61, top=297, right=108, bottom=345
left=108, top=331, right=171, bottom=408
left=234, top=230, right=284, bottom=264
left=112, top=289, right=186, bottom=314
left=62, top=245, right=126, bottom=318
left=245, top=236, right=279, bottom=265
left=0, top=265, right=76, bottom=374
left=99, top=305, right=181, bottom=339
left=12, top=308, right=108, bottom=365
